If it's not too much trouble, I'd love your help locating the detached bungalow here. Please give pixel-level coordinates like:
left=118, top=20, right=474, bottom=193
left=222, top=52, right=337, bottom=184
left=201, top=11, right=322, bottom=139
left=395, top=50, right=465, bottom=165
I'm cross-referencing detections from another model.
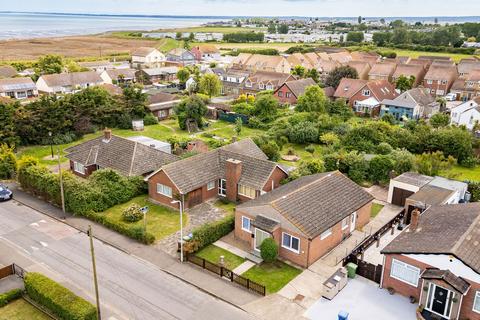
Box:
left=273, top=78, right=316, bottom=104
left=36, top=71, right=104, bottom=94
left=147, top=92, right=180, bottom=120
left=0, top=65, right=17, bottom=79
left=100, top=68, right=136, bottom=84
left=0, top=77, right=37, bottom=99
left=131, top=47, right=166, bottom=69
left=450, top=97, right=480, bottom=130
left=380, top=88, right=439, bottom=121
left=136, top=67, right=179, bottom=85
left=235, top=171, right=373, bottom=268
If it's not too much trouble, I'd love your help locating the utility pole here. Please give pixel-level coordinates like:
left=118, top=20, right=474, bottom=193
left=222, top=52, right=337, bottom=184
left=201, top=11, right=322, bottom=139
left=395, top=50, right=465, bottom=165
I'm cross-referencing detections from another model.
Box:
left=88, top=226, right=102, bottom=320
left=57, top=149, right=65, bottom=215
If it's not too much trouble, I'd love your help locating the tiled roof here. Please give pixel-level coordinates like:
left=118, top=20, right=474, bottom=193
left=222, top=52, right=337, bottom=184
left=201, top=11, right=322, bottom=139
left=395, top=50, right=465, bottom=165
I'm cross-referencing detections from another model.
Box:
left=334, top=78, right=368, bottom=99
left=424, top=66, right=458, bottom=81
left=245, top=71, right=293, bottom=91
left=382, top=202, right=480, bottom=274
left=393, top=64, right=425, bottom=79
left=421, top=269, right=471, bottom=294
left=195, top=45, right=219, bottom=54
left=238, top=171, right=374, bottom=238
left=98, top=84, right=123, bottom=96
left=252, top=215, right=280, bottom=233
left=132, top=47, right=159, bottom=57
left=347, top=61, right=371, bottom=75
left=0, top=77, right=36, bottom=91
left=366, top=80, right=399, bottom=101
left=407, top=185, right=454, bottom=206
left=104, top=68, right=136, bottom=80
left=458, top=59, right=480, bottom=76
left=368, top=62, right=397, bottom=77
left=0, top=65, right=17, bottom=78
left=39, top=71, right=103, bottom=87
left=65, top=135, right=179, bottom=176
left=392, top=172, right=433, bottom=187
left=281, top=78, right=317, bottom=98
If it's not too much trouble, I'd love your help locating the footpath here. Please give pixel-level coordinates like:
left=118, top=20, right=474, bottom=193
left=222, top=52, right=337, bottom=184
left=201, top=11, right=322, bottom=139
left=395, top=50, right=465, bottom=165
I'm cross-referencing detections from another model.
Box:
left=5, top=182, right=259, bottom=310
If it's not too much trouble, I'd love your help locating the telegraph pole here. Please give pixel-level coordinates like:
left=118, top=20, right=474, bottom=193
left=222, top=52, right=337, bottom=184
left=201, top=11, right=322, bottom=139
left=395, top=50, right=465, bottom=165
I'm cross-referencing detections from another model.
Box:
left=88, top=226, right=101, bottom=320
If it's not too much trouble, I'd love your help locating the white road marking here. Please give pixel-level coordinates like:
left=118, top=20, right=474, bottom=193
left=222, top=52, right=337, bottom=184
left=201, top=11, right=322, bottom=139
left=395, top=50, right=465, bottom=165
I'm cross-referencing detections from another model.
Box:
left=31, top=246, right=39, bottom=251
left=39, top=219, right=47, bottom=223
left=30, top=222, right=39, bottom=227
left=40, top=241, right=48, bottom=247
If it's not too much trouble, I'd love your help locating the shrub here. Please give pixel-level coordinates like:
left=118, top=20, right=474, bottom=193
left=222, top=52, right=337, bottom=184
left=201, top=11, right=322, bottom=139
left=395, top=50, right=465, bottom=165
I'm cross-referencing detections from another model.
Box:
left=191, top=214, right=234, bottom=252
left=143, top=113, right=159, bottom=125
left=305, top=145, right=315, bottom=154
left=0, top=144, right=17, bottom=179
left=260, top=238, right=278, bottom=263
left=122, top=204, right=143, bottom=222
left=376, top=142, right=393, bottom=155
left=468, top=181, right=480, bottom=202
left=24, top=272, right=97, bottom=320
left=0, top=288, right=22, bottom=307
left=369, top=155, right=395, bottom=183
left=287, top=121, right=319, bottom=144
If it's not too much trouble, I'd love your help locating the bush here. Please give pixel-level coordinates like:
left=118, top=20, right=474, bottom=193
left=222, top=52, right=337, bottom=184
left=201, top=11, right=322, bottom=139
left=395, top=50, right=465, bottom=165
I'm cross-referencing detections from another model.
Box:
left=191, top=214, right=234, bottom=252
left=122, top=203, right=143, bottom=222
left=369, top=155, right=395, bottom=183
left=24, top=272, right=97, bottom=320
left=468, top=181, right=480, bottom=202
left=0, top=144, right=17, bottom=179
left=143, top=113, right=159, bottom=125
left=260, top=238, right=278, bottom=263
left=305, top=145, right=315, bottom=154
left=0, top=288, right=22, bottom=307
left=287, top=121, right=319, bottom=144
left=376, top=142, right=393, bottom=155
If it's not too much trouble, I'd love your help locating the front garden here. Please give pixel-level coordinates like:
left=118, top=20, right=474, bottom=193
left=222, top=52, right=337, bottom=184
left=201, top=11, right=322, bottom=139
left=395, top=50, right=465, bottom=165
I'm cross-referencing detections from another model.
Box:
left=0, top=298, right=50, bottom=320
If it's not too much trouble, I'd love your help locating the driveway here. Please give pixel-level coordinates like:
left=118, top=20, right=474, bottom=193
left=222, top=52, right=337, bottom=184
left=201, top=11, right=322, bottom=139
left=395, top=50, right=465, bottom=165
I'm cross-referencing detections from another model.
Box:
left=305, top=277, right=417, bottom=320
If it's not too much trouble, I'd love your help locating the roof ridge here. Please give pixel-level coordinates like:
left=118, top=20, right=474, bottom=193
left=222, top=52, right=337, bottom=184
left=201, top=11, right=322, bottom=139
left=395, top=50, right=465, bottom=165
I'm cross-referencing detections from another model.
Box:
left=452, top=212, right=480, bottom=254
left=128, top=141, right=138, bottom=176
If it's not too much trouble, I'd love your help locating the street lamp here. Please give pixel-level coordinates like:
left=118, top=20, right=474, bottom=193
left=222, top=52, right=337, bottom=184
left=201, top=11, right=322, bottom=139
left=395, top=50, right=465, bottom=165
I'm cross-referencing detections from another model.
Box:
left=48, top=131, right=54, bottom=159
left=171, top=196, right=184, bottom=263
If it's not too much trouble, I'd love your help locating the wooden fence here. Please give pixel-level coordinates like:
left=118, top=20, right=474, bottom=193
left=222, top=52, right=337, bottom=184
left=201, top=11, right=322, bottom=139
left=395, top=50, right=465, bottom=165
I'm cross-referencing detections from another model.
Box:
left=0, top=264, right=13, bottom=279
left=187, top=254, right=266, bottom=296
left=347, top=256, right=383, bottom=284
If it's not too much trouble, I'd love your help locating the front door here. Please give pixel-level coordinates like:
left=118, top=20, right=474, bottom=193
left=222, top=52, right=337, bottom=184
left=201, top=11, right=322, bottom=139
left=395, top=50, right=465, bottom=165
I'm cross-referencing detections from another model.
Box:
left=426, top=283, right=453, bottom=319
left=188, top=188, right=203, bottom=208
left=350, top=212, right=357, bottom=233
left=254, top=228, right=271, bottom=252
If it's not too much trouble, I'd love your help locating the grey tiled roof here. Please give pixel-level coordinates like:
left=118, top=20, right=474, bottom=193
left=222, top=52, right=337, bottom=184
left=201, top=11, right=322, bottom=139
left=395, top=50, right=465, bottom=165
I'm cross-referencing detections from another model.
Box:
left=392, top=172, right=433, bottom=187
left=239, top=171, right=374, bottom=238
left=421, top=269, right=471, bottom=294
left=382, top=203, right=480, bottom=274
left=252, top=215, right=280, bottom=233
left=65, top=135, right=179, bottom=176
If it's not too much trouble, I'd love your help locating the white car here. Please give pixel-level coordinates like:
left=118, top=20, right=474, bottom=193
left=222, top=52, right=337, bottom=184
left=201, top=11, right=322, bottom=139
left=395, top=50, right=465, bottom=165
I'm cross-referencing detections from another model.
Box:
left=445, top=93, right=457, bottom=101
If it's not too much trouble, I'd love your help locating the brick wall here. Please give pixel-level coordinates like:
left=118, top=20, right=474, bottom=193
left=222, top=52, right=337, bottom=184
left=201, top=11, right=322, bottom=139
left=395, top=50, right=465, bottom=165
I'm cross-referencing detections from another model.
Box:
left=356, top=202, right=372, bottom=230
left=148, top=170, right=180, bottom=210
left=262, top=167, right=288, bottom=192
left=274, top=85, right=298, bottom=105
left=460, top=280, right=480, bottom=320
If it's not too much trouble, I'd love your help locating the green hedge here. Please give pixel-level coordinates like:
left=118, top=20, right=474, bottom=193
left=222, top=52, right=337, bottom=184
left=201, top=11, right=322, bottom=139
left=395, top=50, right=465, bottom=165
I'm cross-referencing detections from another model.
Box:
left=468, top=181, right=480, bottom=202
left=191, top=214, right=234, bottom=251
left=24, top=272, right=97, bottom=320
left=0, top=288, right=22, bottom=307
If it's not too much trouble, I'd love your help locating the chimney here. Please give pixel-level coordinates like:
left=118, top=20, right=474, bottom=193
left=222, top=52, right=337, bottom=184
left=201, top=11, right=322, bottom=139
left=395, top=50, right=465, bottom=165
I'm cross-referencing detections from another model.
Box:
left=410, top=208, right=421, bottom=231
left=103, top=128, right=112, bottom=142
left=225, top=159, right=242, bottom=202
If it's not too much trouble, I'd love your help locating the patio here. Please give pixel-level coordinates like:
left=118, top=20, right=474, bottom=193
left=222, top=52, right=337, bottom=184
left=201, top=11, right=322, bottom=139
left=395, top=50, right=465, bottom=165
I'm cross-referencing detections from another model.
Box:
left=305, top=277, right=417, bottom=320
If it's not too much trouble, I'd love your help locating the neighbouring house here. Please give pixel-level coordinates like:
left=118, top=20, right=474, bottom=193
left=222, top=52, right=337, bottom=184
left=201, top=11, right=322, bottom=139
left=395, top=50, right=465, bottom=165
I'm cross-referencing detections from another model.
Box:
left=78, top=60, right=130, bottom=73
left=286, top=53, right=314, bottom=70
left=380, top=202, right=480, bottom=320
left=457, top=58, right=480, bottom=78
left=231, top=54, right=291, bottom=74
left=392, top=64, right=426, bottom=87
left=328, top=52, right=353, bottom=64
left=423, top=66, right=458, bottom=97
left=450, top=70, right=480, bottom=101
left=235, top=171, right=374, bottom=268
left=136, top=67, right=179, bottom=85
left=64, top=129, right=179, bottom=178
left=36, top=71, right=104, bottom=94
left=241, top=71, right=295, bottom=97
left=145, top=138, right=288, bottom=210
left=147, top=92, right=180, bottom=120
left=98, top=83, right=123, bottom=96
left=334, top=78, right=398, bottom=116
left=0, top=65, right=17, bottom=78
left=418, top=55, right=453, bottom=64
left=166, top=48, right=196, bottom=66
left=100, top=68, right=136, bottom=84
left=368, top=62, right=397, bottom=82
left=131, top=47, right=166, bottom=69
left=273, top=78, right=316, bottom=104
left=380, top=88, right=439, bottom=121
left=347, top=61, right=372, bottom=80
left=350, top=51, right=381, bottom=65
left=407, top=58, right=431, bottom=71
left=315, top=59, right=340, bottom=81
left=191, top=45, right=221, bottom=61
left=450, top=97, right=480, bottom=130
left=0, top=77, right=38, bottom=99
left=213, top=68, right=250, bottom=96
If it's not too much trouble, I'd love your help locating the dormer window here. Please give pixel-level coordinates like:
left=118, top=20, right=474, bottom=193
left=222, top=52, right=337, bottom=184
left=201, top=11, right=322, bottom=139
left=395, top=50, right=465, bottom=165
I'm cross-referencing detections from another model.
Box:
left=266, top=84, right=274, bottom=90
left=362, top=89, right=371, bottom=96
left=245, top=81, right=252, bottom=88
left=259, top=83, right=265, bottom=90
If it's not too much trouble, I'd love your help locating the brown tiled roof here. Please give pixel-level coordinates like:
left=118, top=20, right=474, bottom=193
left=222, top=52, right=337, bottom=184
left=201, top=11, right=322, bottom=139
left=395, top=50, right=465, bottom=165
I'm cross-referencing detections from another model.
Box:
left=148, top=92, right=179, bottom=105
left=195, top=44, right=219, bottom=54
left=421, top=269, right=471, bottom=294
left=0, top=65, right=17, bottom=78
left=315, top=59, right=339, bottom=73
left=458, top=59, right=480, bottom=76
left=424, top=66, right=458, bottom=81
left=406, top=88, right=436, bottom=106
left=245, top=71, right=294, bottom=91
left=132, top=47, right=159, bottom=57
left=65, top=135, right=179, bottom=176
left=393, top=64, right=425, bottom=80
left=281, top=78, right=317, bottom=98
left=382, top=202, right=480, bottom=274
left=431, top=60, right=456, bottom=68
left=407, top=59, right=430, bottom=69
left=238, top=171, right=374, bottom=238
left=347, top=61, right=371, bottom=75
left=366, top=80, right=399, bottom=101
left=368, top=62, right=397, bottom=77
left=39, top=71, right=103, bottom=87
left=328, top=52, right=352, bottom=64
left=350, top=51, right=380, bottom=65
left=104, top=68, right=136, bottom=80
left=98, top=83, right=123, bottom=96
left=334, top=78, right=368, bottom=99
left=418, top=55, right=452, bottom=61
left=467, top=70, right=480, bottom=82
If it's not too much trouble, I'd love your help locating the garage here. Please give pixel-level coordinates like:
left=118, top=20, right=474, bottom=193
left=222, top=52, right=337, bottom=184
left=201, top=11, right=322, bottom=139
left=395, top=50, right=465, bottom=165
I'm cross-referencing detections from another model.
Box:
left=387, top=172, right=433, bottom=206
left=391, top=187, right=414, bottom=206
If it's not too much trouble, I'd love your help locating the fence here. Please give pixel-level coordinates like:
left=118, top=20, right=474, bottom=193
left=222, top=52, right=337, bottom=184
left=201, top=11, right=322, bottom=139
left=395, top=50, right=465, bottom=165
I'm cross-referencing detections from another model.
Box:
left=0, top=264, right=13, bottom=279
left=347, top=256, right=383, bottom=284
left=218, top=111, right=249, bottom=124
left=186, top=254, right=266, bottom=296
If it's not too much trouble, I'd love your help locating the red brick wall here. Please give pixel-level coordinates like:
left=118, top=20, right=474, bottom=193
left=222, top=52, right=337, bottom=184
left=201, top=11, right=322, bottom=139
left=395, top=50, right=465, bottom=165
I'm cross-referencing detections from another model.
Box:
left=234, top=210, right=254, bottom=244
left=460, top=280, right=480, bottom=320
left=347, top=85, right=370, bottom=108
left=262, top=167, right=288, bottom=192
left=274, top=85, right=297, bottom=104
left=356, top=202, right=372, bottom=230
left=148, top=170, right=180, bottom=210
left=422, top=74, right=457, bottom=97
left=226, top=160, right=242, bottom=202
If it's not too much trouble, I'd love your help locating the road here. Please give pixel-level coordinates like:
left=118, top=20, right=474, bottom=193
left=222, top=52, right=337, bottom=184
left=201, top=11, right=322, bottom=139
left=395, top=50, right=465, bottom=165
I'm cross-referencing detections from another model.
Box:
left=0, top=199, right=253, bottom=320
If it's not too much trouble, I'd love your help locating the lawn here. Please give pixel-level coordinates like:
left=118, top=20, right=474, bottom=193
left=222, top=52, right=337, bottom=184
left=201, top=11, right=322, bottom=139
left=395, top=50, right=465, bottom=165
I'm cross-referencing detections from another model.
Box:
left=442, top=164, right=480, bottom=182
left=0, top=299, right=50, bottom=320
left=100, top=195, right=187, bottom=241
left=278, top=143, right=324, bottom=166
left=213, top=199, right=236, bottom=214
left=196, top=244, right=245, bottom=270
left=370, top=203, right=384, bottom=218
left=242, top=260, right=302, bottom=294
left=377, top=47, right=478, bottom=62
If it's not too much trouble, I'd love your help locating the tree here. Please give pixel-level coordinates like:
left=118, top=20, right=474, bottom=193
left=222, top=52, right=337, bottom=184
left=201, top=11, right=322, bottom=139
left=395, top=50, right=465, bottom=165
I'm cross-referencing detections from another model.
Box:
left=380, top=18, right=386, bottom=25
left=176, top=32, right=182, bottom=40
left=174, top=95, right=208, bottom=130
left=278, top=24, right=289, bottom=34
left=188, top=32, right=195, bottom=41
left=391, top=149, right=415, bottom=174
left=390, top=20, right=405, bottom=28
left=268, top=24, right=276, bottom=33
left=326, top=99, right=354, bottom=120
left=199, top=74, right=221, bottom=98
left=395, top=75, right=415, bottom=92
left=381, top=113, right=396, bottom=125
left=287, top=121, right=319, bottom=144
left=358, top=16, right=362, bottom=24
left=320, top=132, right=340, bottom=146
left=295, top=85, right=327, bottom=113
left=415, top=151, right=456, bottom=176
left=0, top=102, right=19, bottom=147
left=35, top=54, right=64, bottom=75
left=291, top=65, right=306, bottom=77
left=306, top=69, right=319, bottom=83
left=177, top=68, right=190, bottom=84
left=429, top=113, right=450, bottom=128
left=122, top=84, right=148, bottom=119
left=325, top=66, right=358, bottom=89
left=260, top=238, right=278, bottom=263
left=372, top=32, right=392, bottom=46
left=234, top=117, right=243, bottom=137
left=346, top=31, right=364, bottom=43
left=0, top=144, right=17, bottom=179
left=369, top=155, right=395, bottom=183
left=391, top=28, right=410, bottom=44
left=253, top=94, right=278, bottom=122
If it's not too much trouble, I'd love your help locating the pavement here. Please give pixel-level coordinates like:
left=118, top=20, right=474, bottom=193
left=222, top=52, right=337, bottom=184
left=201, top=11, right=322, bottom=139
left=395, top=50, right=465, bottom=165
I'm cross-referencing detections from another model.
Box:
left=2, top=182, right=259, bottom=319
left=0, top=275, right=24, bottom=293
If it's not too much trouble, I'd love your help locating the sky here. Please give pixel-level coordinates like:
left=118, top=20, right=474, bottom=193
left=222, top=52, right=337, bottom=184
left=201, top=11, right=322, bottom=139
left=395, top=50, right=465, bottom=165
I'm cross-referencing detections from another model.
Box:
left=3, top=0, right=480, bottom=17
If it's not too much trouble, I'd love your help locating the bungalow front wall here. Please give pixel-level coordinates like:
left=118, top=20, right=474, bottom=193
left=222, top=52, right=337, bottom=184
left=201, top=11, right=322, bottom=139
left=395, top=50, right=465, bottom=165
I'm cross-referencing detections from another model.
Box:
left=274, top=84, right=298, bottom=105
left=234, top=201, right=372, bottom=268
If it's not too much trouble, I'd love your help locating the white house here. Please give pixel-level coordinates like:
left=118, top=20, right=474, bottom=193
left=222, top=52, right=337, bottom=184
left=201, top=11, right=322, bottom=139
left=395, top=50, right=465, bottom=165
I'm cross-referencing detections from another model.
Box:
left=450, top=97, right=480, bottom=131
left=36, top=71, right=104, bottom=94
left=0, top=77, right=38, bottom=99
left=100, top=68, right=136, bottom=84
left=131, top=47, right=166, bottom=69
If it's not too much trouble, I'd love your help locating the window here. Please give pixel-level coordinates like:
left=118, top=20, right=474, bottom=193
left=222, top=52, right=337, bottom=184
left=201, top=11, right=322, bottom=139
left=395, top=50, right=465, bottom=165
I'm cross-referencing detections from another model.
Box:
left=238, top=185, right=256, bottom=199
left=390, top=259, right=420, bottom=287
left=362, top=89, right=371, bottom=96
left=242, top=216, right=251, bottom=232
left=286, top=92, right=292, bottom=98
left=473, top=291, right=480, bottom=314
left=156, top=183, right=172, bottom=198
left=73, top=162, right=85, bottom=174
left=266, top=84, right=274, bottom=90
left=427, top=80, right=433, bottom=85
left=16, top=91, right=27, bottom=99
left=207, top=181, right=215, bottom=191
left=6, top=91, right=15, bottom=98
left=218, top=179, right=226, bottom=196
left=441, top=80, right=448, bottom=85
left=245, top=81, right=252, bottom=88
left=259, top=83, right=265, bottom=90
left=282, top=233, right=300, bottom=253
left=341, top=217, right=349, bottom=230
left=278, top=91, right=284, bottom=97
left=320, top=228, right=332, bottom=240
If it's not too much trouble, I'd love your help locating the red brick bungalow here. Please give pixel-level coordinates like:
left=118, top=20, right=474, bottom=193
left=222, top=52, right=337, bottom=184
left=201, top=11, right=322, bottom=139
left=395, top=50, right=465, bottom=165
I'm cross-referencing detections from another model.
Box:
left=235, top=171, right=373, bottom=268
left=381, top=203, right=480, bottom=320
left=145, top=139, right=288, bottom=210
left=273, top=78, right=316, bottom=105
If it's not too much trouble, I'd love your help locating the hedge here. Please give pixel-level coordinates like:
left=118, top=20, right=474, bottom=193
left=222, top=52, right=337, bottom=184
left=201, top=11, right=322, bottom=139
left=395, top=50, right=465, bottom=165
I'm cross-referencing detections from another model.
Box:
left=24, top=272, right=97, bottom=320
left=190, top=214, right=234, bottom=252
left=0, top=288, right=22, bottom=307
left=468, top=181, right=480, bottom=202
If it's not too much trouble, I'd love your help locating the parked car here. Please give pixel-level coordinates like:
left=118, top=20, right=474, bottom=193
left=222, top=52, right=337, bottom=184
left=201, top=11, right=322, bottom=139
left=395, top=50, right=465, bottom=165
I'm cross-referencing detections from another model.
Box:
left=0, top=184, right=13, bottom=201
left=445, top=92, right=457, bottom=101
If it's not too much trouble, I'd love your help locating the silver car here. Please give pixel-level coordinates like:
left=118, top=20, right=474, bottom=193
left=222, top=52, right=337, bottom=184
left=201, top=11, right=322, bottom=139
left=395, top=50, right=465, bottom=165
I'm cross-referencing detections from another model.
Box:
left=0, top=184, right=13, bottom=201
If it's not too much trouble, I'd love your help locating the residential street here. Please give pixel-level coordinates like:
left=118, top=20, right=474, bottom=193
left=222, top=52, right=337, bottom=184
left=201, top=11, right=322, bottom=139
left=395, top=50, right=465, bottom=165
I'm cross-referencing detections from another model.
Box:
left=0, top=199, right=253, bottom=320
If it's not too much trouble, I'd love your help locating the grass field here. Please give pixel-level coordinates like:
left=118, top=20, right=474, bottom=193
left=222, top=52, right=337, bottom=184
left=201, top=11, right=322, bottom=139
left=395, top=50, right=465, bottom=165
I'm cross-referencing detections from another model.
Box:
left=242, top=260, right=302, bottom=294
left=99, top=195, right=187, bottom=241
left=377, top=47, right=478, bottom=62
left=0, top=299, right=50, bottom=320
left=443, top=164, right=480, bottom=182
left=196, top=245, right=245, bottom=270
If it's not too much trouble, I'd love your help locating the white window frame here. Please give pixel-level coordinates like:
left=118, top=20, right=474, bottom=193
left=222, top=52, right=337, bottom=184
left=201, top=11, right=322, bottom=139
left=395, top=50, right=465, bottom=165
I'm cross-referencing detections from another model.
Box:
left=320, top=228, right=332, bottom=240
left=73, top=161, right=85, bottom=174
left=238, top=184, right=256, bottom=199
left=207, top=181, right=215, bottom=191
left=427, top=79, right=433, bottom=85
left=362, top=89, right=371, bottom=96
left=218, top=179, right=226, bottom=197
left=245, top=81, right=252, bottom=88
left=282, top=232, right=300, bottom=254
left=241, top=216, right=252, bottom=233
left=390, top=258, right=420, bottom=287
left=286, top=92, right=292, bottom=98
left=259, top=83, right=265, bottom=90
left=473, top=291, right=480, bottom=314
left=156, top=183, right=173, bottom=198
left=341, top=217, right=349, bottom=230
